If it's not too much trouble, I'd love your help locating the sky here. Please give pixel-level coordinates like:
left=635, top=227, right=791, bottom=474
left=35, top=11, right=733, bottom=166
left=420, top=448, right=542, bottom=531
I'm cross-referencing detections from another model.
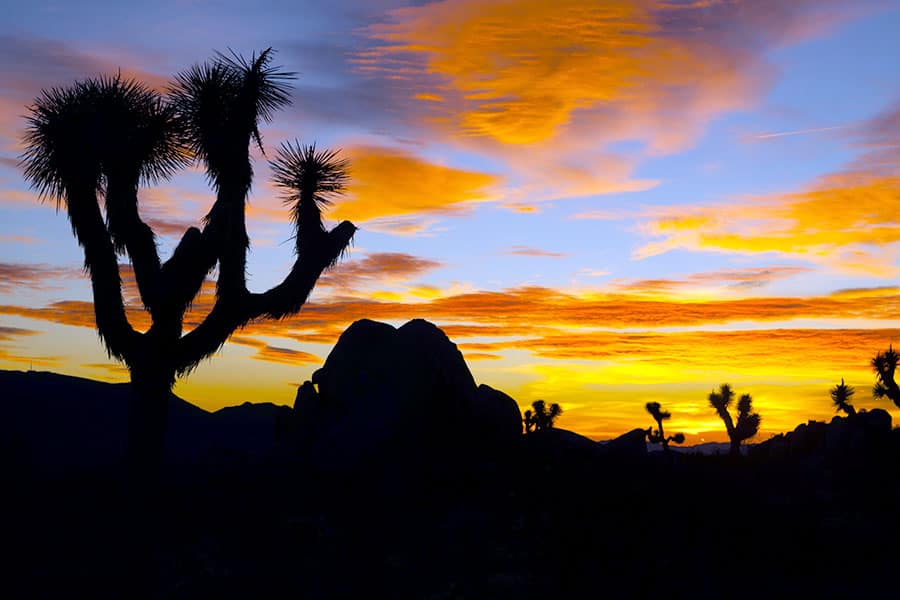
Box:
left=1, top=0, right=899, bottom=442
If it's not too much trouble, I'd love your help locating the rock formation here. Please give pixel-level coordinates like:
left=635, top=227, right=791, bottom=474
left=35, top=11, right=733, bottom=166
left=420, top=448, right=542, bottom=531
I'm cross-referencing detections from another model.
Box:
left=293, top=319, right=524, bottom=471
left=751, top=409, right=892, bottom=460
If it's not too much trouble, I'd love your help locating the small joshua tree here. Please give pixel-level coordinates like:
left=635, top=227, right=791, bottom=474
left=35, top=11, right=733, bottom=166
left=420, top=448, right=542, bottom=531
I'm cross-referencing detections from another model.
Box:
left=21, top=49, right=356, bottom=481
left=708, top=384, right=761, bottom=457
left=872, top=345, right=900, bottom=408
left=644, top=401, right=685, bottom=453
left=830, top=378, right=857, bottom=417
left=523, top=409, right=535, bottom=433
left=524, top=400, right=562, bottom=432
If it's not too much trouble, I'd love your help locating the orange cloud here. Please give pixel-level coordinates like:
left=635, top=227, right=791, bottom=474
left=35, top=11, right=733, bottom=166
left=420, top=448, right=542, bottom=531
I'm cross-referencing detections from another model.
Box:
left=80, top=362, right=129, bottom=382
left=511, top=328, right=899, bottom=370
left=6, top=285, right=899, bottom=340
left=636, top=103, right=900, bottom=274
left=609, top=266, right=813, bottom=295
left=328, top=145, right=501, bottom=227
left=0, top=325, right=61, bottom=368
left=351, top=0, right=877, bottom=206
left=0, top=326, right=39, bottom=342
left=362, top=0, right=862, bottom=152
left=637, top=174, right=900, bottom=274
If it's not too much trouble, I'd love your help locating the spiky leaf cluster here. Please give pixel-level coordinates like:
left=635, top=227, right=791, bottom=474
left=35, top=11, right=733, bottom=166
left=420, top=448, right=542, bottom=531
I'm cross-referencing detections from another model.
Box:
left=271, top=141, right=349, bottom=231
left=22, top=75, right=185, bottom=206
left=734, top=393, right=761, bottom=442
left=708, top=383, right=734, bottom=413
left=830, top=378, right=856, bottom=416
left=645, top=402, right=671, bottom=423
left=169, top=48, right=294, bottom=187
left=872, top=345, right=900, bottom=406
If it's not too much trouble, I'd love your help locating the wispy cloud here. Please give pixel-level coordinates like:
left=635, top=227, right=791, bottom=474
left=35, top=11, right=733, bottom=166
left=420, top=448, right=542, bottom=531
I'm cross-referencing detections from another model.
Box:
left=318, top=251, right=443, bottom=291
left=502, top=246, right=568, bottom=258
left=636, top=102, right=900, bottom=275
left=229, top=336, right=321, bottom=366
left=751, top=125, right=846, bottom=140
left=0, top=262, right=82, bottom=293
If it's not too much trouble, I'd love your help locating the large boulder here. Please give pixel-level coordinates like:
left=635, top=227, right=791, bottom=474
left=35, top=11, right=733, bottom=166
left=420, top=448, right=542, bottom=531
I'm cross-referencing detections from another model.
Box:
left=472, top=384, right=523, bottom=446
left=789, top=420, right=828, bottom=456
left=296, top=319, right=517, bottom=471
left=524, top=428, right=604, bottom=461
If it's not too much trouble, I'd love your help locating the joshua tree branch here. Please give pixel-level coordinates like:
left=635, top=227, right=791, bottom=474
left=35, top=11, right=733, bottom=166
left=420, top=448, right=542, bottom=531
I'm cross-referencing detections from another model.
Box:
left=67, top=185, right=141, bottom=363
left=160, top=226, right=218, bottom=319
left=253, top=221, right=355, bottom=318
left=104, top=175, right=163, bottom=312
left=206, top=169, right=252, bottom=302
left=173, top=220, right=355, bottom=373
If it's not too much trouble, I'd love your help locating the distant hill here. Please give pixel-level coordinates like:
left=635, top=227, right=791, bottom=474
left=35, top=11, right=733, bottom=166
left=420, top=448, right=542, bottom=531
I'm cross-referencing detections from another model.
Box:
left=646, top=441, right=737, bottom=455
left=0, top=369, right=291, bottom=473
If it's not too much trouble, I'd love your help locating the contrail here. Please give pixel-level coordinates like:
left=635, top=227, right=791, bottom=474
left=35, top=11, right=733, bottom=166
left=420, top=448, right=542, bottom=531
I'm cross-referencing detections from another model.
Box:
left=754, top=125, right=845, bottom=140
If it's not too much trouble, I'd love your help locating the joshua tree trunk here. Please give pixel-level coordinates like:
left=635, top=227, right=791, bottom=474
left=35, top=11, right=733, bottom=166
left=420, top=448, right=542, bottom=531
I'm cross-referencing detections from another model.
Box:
left=714, top=408, right=738, bottom=457
left=126, top=366, right=174, bottom=489
left=656, top=417, right=669, bottom=453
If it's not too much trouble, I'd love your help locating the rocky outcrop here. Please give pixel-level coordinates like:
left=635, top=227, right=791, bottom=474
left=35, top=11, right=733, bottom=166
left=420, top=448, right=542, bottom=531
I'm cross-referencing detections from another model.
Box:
left=473, top=384, right=523, bottom=445
left=602, top=428, right=648, bottom=459
left=294, top=319, right=524, bottom=471
left=524, top=428, right=604, bottom=461
left=751, top=409, right=893, bottom=460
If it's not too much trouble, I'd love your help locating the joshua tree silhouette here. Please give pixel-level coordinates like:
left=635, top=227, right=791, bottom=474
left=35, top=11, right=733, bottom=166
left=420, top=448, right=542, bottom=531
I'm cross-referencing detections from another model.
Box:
left=644, top=401, right=685, bottom=453
left=872, top=345, right=900, bottom=408
left=21, top=49, right=356, bottom=482
left=708, top=384, right=760, bottom=457
left=524, top=399, right=563, bottom=432
left=830, top=378, right=857, bottom=417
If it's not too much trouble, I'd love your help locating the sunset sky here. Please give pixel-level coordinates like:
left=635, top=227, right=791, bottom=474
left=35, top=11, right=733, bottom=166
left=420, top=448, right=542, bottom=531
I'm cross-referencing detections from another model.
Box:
left=1, top=0, right=899, bottom=442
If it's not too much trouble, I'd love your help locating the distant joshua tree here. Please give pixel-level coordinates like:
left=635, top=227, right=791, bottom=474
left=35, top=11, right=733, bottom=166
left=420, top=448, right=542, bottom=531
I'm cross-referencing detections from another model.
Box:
left=523, top=399, right=563, bottom=433
left=644, top=401, right=685, bottom=453
left=20, top=49, right=356, bottom=481
left=708, top=384, right=761, bottom=457
left=830, top=378, right=857, bottom=417
left=872, top=345, right=900, bottom=408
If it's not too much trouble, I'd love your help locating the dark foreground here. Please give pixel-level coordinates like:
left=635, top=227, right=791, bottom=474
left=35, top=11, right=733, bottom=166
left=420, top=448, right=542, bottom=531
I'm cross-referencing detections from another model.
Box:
left=6, top=426, right=900, bottom=599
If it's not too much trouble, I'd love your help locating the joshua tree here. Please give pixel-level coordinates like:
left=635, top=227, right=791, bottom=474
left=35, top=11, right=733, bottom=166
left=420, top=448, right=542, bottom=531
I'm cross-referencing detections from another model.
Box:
left=708, top=384, right=761, bottom=457
left=644, top=401, right=685, bottom=453
left=872, top=345, right=900, bottom=408
left=830, top=378, right=857, bottom=417
left=523, top=409, right=536, bottom=433
left=21, top=50, right=356, bottom=482
left=524, top=400, right=563, bottom=432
